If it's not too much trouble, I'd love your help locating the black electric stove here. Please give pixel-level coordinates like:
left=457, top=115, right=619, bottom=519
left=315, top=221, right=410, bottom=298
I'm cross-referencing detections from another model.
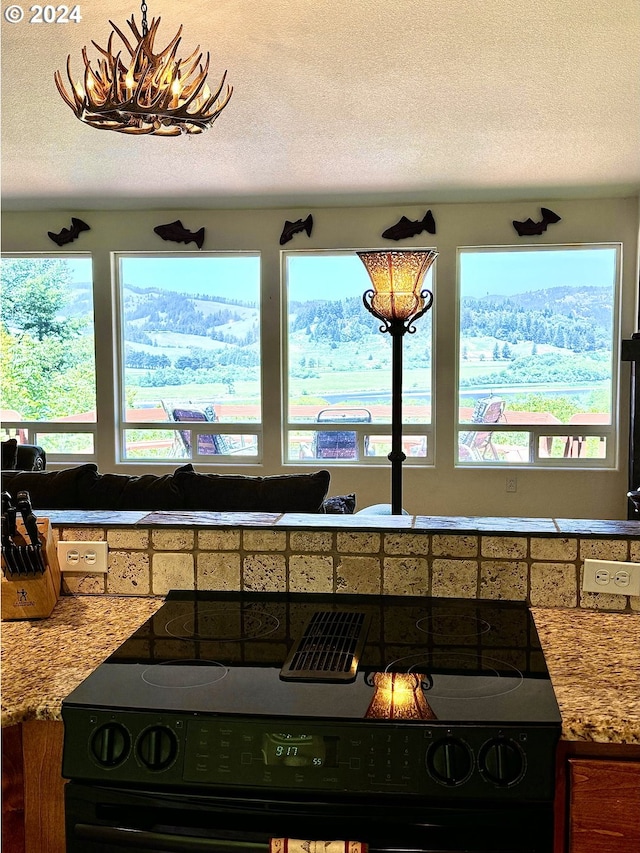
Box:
left=62, top=590, right=561, bottom=806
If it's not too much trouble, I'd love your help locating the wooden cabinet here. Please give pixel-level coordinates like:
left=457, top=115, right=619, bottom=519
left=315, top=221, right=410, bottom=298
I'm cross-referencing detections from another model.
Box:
left=568, top=758, right=640, bottom=853
left=555, top=742, right=640, bottom=853
left=2, top=720, right=66, bottom=853
left=2, top=723, right=25, bottom=852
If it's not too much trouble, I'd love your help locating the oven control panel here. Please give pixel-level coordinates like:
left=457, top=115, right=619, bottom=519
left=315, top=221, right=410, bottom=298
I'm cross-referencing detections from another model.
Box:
left=183, top=720, right=419, bottom=791
left=63, top=707, right=558, bottom=801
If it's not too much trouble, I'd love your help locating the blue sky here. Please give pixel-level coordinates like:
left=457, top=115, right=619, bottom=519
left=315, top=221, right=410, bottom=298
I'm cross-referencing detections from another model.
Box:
left=287, top=253, right=435, bottom=301
left=67, top=246, right=618, bottom=301
left=119, top=256, right=261, bottom=297
left=288, top=247, right=618, bottom=302
left=459, top=246, right=618, bottom=297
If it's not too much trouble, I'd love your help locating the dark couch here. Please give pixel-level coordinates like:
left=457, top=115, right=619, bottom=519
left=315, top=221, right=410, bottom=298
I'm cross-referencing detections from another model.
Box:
left=1, top=439, right=47, bottom=472
left=0, top=463, right=356, bottom=514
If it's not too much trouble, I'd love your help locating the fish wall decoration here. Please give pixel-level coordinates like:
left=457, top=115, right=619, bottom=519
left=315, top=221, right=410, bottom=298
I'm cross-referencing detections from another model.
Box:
left=381, top=210, right=436, bottom=241
left=512, top=207, right=561, bottom=237
left=279, top=214, right=313, bottom=245
left=154, top=220, right=205, bottom=249
left=47, top=217, right=90, bottom=246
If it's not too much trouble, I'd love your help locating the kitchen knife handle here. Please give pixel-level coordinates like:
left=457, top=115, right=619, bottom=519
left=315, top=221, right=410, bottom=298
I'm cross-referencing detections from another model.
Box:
left=16, top=490, right=32, bottom=512
left=16, top=490, right=40, bottom=547
left=23, top=515, right=40, bottom=547
left=2, top=492, right=17, bottom=537
left=2, top=517, right=20, bottom=576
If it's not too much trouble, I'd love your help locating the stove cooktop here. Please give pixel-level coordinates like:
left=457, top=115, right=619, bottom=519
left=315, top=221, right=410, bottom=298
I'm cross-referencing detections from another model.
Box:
left=65, top=590, right=561, bottom=724
left=62, top=591, right=561, bottom=799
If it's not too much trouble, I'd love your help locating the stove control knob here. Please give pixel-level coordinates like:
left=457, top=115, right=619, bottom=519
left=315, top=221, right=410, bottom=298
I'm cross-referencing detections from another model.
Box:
left=426, top=737, right=473, bottom=786
left=136, top=726, right=178, bottom=771
left=479, top=737, right=525, bottom=786
left=90, top=723, right=131, bottom=767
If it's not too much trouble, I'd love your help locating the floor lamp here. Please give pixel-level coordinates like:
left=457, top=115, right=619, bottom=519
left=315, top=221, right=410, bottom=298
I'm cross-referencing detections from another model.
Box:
left=357, top=250, right=438, bottom=515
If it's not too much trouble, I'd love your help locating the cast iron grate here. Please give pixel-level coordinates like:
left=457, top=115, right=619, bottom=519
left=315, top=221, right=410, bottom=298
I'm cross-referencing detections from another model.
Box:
left=280, top=610, right=371, bottom=682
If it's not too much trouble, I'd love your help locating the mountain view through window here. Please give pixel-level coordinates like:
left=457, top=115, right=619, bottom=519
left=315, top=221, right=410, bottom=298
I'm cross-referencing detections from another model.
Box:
left=285, top=251, right=434, bottom=463
left=117, top=254, right=261, bottom=461
left=457, top=245, right=619, bottom=464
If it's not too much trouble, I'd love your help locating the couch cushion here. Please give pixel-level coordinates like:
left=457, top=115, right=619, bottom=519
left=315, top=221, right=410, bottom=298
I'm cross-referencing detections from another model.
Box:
left=173, top=467, right=331, bottom=513
left=1, top=464, right=100, bottom=509
left=1, top=438, right=18, bottom=470
left=84, top=471, right=184, bottom=511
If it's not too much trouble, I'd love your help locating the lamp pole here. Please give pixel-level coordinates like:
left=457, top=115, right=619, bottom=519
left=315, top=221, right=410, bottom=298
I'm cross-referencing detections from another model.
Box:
left=358, top=250, right=437, bottom=515
left=389, top=324, right=406, bottom=515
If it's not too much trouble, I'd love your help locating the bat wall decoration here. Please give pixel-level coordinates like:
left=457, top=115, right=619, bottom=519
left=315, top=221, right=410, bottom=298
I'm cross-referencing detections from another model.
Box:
left=381, top=210, right=436, bottom=241
left=154, top=220, right=205, bottom=249
left=512, top=207, right=561, bottom=237
left=47, top=217, right=90, bottom=246
left=279, top=214, right=313, bottom=245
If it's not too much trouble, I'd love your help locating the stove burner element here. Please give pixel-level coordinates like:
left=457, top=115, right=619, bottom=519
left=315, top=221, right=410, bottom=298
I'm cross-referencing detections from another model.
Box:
left=416, top=613, right=492, bottom=638
left=141, top=660, right=228, bottom=689
left=387, top=652, right=523, bottom=699
left=164, top=607, right=280, bottom=642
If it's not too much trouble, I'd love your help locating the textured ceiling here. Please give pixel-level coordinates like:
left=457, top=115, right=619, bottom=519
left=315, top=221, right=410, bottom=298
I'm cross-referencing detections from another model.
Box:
left=2, top=0, right=639, bottom=211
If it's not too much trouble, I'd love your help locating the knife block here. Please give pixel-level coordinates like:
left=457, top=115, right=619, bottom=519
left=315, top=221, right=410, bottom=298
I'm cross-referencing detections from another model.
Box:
left=1, top=518, right=61, bottom=621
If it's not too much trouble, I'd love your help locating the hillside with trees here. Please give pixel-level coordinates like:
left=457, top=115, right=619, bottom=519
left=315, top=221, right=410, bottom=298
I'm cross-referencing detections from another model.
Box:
left=0, top=258, right=96, bottom=420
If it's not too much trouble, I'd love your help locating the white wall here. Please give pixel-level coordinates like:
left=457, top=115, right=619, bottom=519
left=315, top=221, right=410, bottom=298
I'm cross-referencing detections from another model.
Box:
left=2, top=196, right=639, bottom=519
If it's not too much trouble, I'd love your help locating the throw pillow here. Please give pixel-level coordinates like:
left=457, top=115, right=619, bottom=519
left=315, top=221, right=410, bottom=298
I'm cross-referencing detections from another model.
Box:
left=121, top=472, right=184, bottom=510
left=83, top=470, right=186, bottom=510
left=1, top=438, right=18, bottom=470
left=174, top=468, right=330, bottom=513
left=2, top=464, right=100, bottom=509
left=321, top=493, right=356, bottom=514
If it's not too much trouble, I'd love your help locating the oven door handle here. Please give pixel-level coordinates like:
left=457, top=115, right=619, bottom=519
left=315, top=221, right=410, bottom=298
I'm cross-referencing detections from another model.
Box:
left=75, top=823, right=268, bottom=852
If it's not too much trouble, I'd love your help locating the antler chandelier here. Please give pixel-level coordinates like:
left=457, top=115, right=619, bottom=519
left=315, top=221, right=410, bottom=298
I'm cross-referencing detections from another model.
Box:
left=54, top=2, right=232, bottom=136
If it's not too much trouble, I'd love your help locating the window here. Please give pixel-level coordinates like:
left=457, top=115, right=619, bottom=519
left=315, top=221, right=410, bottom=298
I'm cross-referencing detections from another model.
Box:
left=0, top=254, right=97, bottom=458
left=1, top=243, right=623, bottom=475
left=115, top=254, right=261, bottom=462
left=283, top=250, right=434, bottom=464
left=457, top=245, right=620, bottom=466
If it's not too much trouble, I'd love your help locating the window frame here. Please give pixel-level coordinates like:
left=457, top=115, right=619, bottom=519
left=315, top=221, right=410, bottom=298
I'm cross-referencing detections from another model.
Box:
left=0, top=251, right=98, bottom=463
left=281, top=248, right=436, bottom=466
left=113, top=251, right=263, bottom=465
left=454, top=243, right=622, bottom=469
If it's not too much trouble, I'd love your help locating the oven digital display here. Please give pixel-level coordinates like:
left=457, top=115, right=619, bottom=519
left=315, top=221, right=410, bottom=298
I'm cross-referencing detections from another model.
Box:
left=262, top=733, right=333, bottom=767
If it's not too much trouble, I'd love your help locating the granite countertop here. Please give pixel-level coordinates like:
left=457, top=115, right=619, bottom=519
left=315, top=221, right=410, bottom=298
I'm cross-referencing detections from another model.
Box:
left=1, top=595, right=163, bottom=727
left=532, top=607, right=640, bottom=744
left=1, top=596, right=639, bottom=744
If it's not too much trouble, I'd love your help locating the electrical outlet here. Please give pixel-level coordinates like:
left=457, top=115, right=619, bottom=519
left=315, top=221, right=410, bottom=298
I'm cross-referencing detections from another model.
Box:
left=582, top=559, right=640, bottom=596
left=57, top=541, right=108, bottom=573
left=506, top=475, right=517, bottom=493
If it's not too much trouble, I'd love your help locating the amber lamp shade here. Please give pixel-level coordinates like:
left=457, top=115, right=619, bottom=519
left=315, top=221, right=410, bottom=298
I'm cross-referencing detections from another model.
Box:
left=365, top=672, right=437, bottom=720
left=357, top=250, right=438, bottom=323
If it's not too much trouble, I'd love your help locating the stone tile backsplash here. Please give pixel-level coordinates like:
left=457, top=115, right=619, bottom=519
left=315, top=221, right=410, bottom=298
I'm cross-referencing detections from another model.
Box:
left=56, top=522, right=640, bottom=612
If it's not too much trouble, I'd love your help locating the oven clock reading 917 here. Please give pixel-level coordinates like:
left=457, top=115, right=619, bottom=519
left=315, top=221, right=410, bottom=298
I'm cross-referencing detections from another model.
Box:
left=262, top=733, right=329, bottom=767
